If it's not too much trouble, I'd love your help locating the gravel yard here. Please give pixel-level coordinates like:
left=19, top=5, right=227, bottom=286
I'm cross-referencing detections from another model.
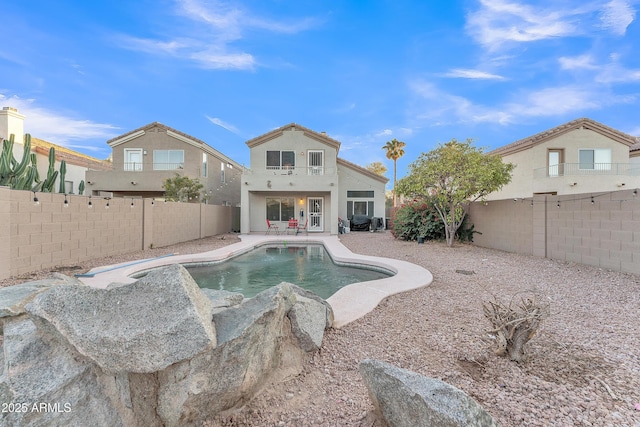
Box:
left=2, top=231, right=639, bottom=426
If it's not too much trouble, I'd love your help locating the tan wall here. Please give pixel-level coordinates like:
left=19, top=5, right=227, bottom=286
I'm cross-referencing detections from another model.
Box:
left=488, top=128, right=638, bottom=200
left=0, top=187, right=234, bottom=280
left=468, top=189, right=640, bottom=275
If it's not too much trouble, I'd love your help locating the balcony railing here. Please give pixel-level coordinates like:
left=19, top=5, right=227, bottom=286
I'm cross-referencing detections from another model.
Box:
left=123, top=163, right=185, bottom=171
left=244, top=166, right=336, bottom=176
left=534, top=163, right=640, bottom=178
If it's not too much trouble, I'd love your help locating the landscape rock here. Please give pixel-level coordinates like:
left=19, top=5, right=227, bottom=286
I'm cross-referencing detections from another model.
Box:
left=359, top=359, right=498, bottom=427
left=0, top=274, right=83, bottom=318
left=156, top=283, right=318, bottom=426
left=0, top=317, right=127, bottom=427
left=1, top=273, right=332, bottom=426
left=25, top=264, right=216, bottom=373
left=200, top=288, right=244, bottom=313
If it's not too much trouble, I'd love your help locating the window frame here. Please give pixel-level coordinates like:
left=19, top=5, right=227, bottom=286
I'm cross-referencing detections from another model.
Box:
left=153, top=149, right=184, bottom=170
left=578, top=148, right=611, bottom=171
left=266, top=197, right=296, bottom=221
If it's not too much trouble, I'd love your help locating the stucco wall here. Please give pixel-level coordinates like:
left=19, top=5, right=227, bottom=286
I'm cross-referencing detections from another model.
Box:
left=489, top=128, right=637, bottom=200
left=337, top=163, right=387, bottom=220
left=468, top=189, right=640, bottom=275
left=1, top=187, right=234, bottom=280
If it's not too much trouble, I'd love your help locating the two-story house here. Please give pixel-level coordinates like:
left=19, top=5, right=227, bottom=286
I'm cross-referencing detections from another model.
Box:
left=487, top=118, right=640, bottom=200
left=86, top=122, right=243, bottom=205
left=0, top=107, right=111, bottom=193
left=241, top=123, right=388, bottom=234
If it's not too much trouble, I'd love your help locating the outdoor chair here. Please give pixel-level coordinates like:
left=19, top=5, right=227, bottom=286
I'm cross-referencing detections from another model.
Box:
left=286, top=218, right=298, bottom=235
left=266, top=219, right=280, bottom=235
left=296, top=219, right=308, bottom=235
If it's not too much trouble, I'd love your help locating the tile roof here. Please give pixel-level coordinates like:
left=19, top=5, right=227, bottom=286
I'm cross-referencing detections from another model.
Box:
left=489, top=118, right=637, bottom=157
left=31, top=137, right=112, bottom=170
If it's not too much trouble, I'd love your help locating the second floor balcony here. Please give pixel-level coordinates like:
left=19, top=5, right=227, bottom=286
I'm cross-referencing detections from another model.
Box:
left=534, top=163, right=640, bottom=178
left=243, top=165, right=337, bottom=176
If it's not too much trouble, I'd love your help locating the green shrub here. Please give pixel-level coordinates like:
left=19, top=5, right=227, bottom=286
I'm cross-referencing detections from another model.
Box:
left=390, top=200, right=475, bottom=242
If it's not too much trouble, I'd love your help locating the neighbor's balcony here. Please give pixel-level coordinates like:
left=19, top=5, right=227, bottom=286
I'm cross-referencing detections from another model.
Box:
left=534, top=163, right=640, bottom=178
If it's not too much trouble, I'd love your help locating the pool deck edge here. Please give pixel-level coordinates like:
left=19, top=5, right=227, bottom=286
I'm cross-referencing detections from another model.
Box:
left=77, top=234, right=433, bottom=328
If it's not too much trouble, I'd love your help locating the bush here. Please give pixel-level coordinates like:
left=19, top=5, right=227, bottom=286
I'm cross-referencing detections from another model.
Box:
left=390, top=200, right=475, bottom=242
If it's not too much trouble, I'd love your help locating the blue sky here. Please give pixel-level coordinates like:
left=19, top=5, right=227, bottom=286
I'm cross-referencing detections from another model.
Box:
left=1, top=0, right=639, bottom=181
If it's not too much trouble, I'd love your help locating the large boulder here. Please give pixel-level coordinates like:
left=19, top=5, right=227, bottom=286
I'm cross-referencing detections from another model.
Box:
left=155, top=282, right=333, bottom=427
left=359, top=359, right=498, bottom=427
left=0, top=317, right=128, bottom=427
left=0, top=274, right=83, bottom=318
left=25, top=264, right=216, bottom=373
left=287, top=285, right=334, bottom=352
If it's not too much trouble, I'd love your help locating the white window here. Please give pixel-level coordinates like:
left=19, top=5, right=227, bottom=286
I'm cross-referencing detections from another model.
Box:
left=579, top=149, right=611, bottom=171
left=346, top=190, right=375, bottom=220
left=154, top=150, right=184, bottom=170
left=220, top=162, right=225, bottom=183
left=124, top=148, right=143, bottom=171
left=308, top=150, right=324, bottom=175
left=266, top=151, right=295, bottom=171
left=266, top=197, right=295, bottom=221
left=202, top=153, right=208, bottom=177
left=64, top=180, right=74, bottom=194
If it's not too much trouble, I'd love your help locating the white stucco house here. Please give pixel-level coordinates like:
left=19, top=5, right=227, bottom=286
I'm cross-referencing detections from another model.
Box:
left=240, top=123, right=388, bottom=234
left=487, top=118, right=640, bottom=200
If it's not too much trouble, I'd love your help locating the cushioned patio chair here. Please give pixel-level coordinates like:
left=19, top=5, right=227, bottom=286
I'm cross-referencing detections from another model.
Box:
left=266, top=219, right=280, bottom=235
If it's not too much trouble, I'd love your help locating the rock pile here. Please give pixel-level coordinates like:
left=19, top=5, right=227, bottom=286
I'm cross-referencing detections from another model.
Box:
left=0, top=265, right=333, bottom=427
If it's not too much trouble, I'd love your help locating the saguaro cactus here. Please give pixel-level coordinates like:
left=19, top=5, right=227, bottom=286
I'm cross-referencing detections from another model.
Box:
left=78, top=180, right=85, bottom=195
left=39, top=147, right=59, bottom=193
left=0, top=134, right=33, bottom=188
left=58, top=159, right=67, bottom=193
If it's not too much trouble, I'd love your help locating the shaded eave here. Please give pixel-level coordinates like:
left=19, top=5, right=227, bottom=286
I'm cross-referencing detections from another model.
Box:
left=489, top=118, right=638, bottom=157
left=245, top=123, right=342, bottom=152
left=107, top=122, right=243, bottom=168
left=337, top=157, right=388, bottom=184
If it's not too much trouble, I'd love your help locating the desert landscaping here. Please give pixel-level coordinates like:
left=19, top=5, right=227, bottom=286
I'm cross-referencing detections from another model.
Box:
left=2, top=231, right=639, bottom=426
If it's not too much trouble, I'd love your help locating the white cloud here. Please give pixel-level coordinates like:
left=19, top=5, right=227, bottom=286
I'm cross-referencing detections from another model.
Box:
left=442, top=68, right=505, bottom=80
left=114, top=0, right=319, bottom=70
left=466, top=0, right=579, bottom=50
left=376, top=129, right=393, bottom=137
left=600, top=0, right=636, bottom=35
left=0, top=94, right=119, bottom=147
left=206, top=115, right=240, bottom=134
left=558, top=54, right=598, bottom=70
left=466, top=0, right=637, bottom=51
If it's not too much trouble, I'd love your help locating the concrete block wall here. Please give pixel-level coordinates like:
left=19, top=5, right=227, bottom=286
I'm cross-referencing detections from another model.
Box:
left=468, top=198, right=534, bottom=255
left=1, top=188, right=234, bottom=280
left=5, top=189, right=143, bottom=278
left=468, top=189, right=640, bottom=275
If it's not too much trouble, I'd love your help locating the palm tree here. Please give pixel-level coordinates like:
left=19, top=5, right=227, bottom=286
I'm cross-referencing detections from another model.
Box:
left=382, top=138, right=406, bottom=207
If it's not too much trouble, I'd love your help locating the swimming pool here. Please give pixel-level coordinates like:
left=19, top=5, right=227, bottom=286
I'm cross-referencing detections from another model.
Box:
left=184, top=244, right=394, bottom=299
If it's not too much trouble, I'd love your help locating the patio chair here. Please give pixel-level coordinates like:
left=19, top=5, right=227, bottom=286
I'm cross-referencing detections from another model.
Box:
left=286, top=218, right=298, bottom=235
left=266, top=219, right=280, bottom=235
left=296, top=219, right=308, bottom=235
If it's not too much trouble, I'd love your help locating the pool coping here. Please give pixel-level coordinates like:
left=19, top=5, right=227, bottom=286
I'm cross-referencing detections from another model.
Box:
left=77, top=234, right=433, bottom=328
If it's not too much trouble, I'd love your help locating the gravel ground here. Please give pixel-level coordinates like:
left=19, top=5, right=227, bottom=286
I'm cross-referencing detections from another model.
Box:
left=2, top=232, right=640, bottom=426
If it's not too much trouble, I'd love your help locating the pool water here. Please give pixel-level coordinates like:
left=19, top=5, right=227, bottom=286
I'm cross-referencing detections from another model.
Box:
left=185, top=244, right=393, bottom=299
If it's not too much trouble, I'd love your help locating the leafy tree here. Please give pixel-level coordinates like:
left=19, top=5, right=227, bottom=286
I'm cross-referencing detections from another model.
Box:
left=397, top=138, right=514, bottom=246
left=163, top=173, right=204, bottom=202
left=382, top=138, right=406, bottom=208
left=365, top=161, right=387, bottom=176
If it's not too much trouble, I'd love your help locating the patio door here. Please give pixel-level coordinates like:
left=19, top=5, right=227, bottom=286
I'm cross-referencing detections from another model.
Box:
left=308, top=197, right=323, bottom=232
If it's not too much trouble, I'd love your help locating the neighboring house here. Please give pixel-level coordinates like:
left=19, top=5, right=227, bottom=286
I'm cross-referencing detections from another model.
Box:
left=240, top=123, right=388, bottom=234
left=487, top=118, right=640, bottom=200
left=0, top=107, right=111, bottom=193
left=86, top=122, right=243, bottom=205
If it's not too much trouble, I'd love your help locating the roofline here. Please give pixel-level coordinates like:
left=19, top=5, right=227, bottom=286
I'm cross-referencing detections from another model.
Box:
left=337, top=157, right=389, bottom=183
left=489, top=118, right=638, bottom=157
left=107, top=122, right=243, bottom=169
left=31, top=138, right=112, bottom=170
left=245, top=123, right=341, bottom=151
